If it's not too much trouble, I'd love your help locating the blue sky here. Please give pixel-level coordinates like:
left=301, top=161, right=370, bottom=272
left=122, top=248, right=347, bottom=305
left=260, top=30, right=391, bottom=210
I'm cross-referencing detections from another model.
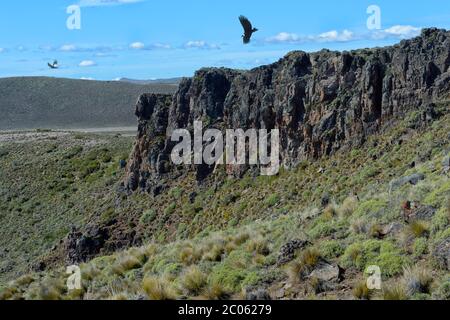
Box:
left=0, top=0, right=449, bottom=80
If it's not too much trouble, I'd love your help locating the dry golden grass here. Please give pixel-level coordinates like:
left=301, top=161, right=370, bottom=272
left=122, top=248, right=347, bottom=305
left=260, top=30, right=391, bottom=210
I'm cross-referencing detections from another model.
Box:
left=180, top=266, right=207, bottom=296
left=402, top=265, right=433, bottom=296
left=286, top=247, right=321, bottom=283
left=142, top=275, right=178, bottom=300
left=407, top=220, right=429, bottom=238
left=352, top=281, right=372, bottom=300
left=201, top=281, right=230, bottom=300
left=338, top=196, right=359, bottom=217
left=383, top=283, right=407, bottom=300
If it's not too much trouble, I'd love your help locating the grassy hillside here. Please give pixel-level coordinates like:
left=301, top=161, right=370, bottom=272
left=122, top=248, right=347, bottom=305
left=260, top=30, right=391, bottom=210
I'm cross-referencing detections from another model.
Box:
left=0, top=77, right=177, bottom=130
left=0, top=103, right=448, bottom=300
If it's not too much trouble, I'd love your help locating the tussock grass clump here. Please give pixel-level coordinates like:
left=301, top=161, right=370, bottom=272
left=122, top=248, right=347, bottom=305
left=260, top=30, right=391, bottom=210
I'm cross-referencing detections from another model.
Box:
left=38, top=279, right=65, bottom=300
left=201, top=238, right=226, bottom=262
left=233, top=231, right=250, bottom=246
left=224, top=241, right=238, bottom=254
left=369, top=223, right=384, bottom=239
left=142, top=275, right=178, bottom=300
left=286, top=248, right=321, bottom=283
left=81, top=264, right=100, bottom=281
left=180, top=266, right=207, bottom=296
left=179, top=244, right=202, bottom=265
left=407, top=220, right=429, bottom=238
left=338, top=196, right=359, bottom=217
left=14, top=274, right=35, bottom=286
left=144, top=243, right=158, bottom=257
left=322, top=204, right=337, bottom=220
left=112, top=253, right=143, bottom=275
left=0, top=286, right=17, bottom=300
left=201, top=281, right=230, bottom=300
left=246, top=236, right=270, bottom=256
left=350, top=218, right=368, bottom=234
left=402, top=265, right=433, bottom=297
left=108, top=293, right=128, bottom=300
left=352, top=281, right=372, bottom=300
left=383, top=283, right=407, bottom=300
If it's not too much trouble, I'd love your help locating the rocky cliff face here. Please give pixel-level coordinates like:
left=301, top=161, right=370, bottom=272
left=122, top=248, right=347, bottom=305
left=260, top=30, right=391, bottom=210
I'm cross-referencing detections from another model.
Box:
left=125, top=28, right=450, bottom=194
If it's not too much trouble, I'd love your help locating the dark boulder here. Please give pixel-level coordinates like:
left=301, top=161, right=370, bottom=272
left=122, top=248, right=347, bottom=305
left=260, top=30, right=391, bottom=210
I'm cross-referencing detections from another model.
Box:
left=277, top=239, right=309, bottom=265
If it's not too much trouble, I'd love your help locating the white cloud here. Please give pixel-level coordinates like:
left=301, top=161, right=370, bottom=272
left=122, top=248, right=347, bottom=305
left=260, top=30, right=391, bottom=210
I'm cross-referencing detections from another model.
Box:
left=130, top=42, right=145, bottom=50
left=184, top=40, right=220, bottom=50
left=129, top=42, right=171, bottom=50
left=81, top=77, right=95, bottom=80
left=318, top=29, right=354, bottom=42
left=78, top=0, right=145, bottom=7
left=56, top=44, right=115, bottom=53
left=383, top=25, right=421, bottom=38
left=266, top=29, right=354, bottom=44
left=265, top=25, right=422, bottom=45
left=266, top=32, right=303, bottom=43
left=79, top=60, right=96, bottom=67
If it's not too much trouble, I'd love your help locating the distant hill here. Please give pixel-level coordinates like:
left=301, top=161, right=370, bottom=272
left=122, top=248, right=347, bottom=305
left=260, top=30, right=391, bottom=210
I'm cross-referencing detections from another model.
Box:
left=119, top=77, right=183, bottom=85
left=0, top=77, right=178, bottom=130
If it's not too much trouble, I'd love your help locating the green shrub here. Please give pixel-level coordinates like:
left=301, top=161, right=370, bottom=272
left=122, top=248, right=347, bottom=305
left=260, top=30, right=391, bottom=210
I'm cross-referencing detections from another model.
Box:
left=354, top=199, right=387, bottom=218
left=265, top=194, right=280, bottom=207
left=307, top=218, right=347, bottom=239
left=341, top=240, right=409, bottom=276
left=140, top=209, right=157, bottom=225
left=412, top=238, right=428, bottom=258
left=434, top=276, right=450, bottom=299
left=423, top=180, right=450, bottom=208
left=164, top=203, right=177, bottom=215
left=318, top=240, right=345, bottom=259
left=431, top=207, right=449, bottom=233
left=208, top=251, right=255, bottom=292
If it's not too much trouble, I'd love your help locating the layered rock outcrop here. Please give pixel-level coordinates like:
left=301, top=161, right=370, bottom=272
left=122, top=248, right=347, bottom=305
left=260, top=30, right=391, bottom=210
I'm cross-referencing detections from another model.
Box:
left=125, top=28, right=450, bottom=193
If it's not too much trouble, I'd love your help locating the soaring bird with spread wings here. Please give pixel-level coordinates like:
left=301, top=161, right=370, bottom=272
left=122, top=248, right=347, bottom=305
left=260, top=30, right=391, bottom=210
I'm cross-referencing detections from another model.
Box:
left=239, top=15, right=258, bottom=44
left=48, top=60, right=59, bottom=69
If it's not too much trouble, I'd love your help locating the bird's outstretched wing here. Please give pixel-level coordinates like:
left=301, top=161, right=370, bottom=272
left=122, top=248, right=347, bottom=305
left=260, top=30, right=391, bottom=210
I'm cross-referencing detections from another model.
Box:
left=239, top=16, right=253, bottom=44
left=239, top=15, right=253, bottom=34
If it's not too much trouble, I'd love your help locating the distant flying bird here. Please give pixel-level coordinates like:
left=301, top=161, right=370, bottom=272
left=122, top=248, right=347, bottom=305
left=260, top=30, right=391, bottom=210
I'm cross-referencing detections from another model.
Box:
left=239, top=15, right=258, bottom=44
left=48, top=60, right=59, bottom=69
